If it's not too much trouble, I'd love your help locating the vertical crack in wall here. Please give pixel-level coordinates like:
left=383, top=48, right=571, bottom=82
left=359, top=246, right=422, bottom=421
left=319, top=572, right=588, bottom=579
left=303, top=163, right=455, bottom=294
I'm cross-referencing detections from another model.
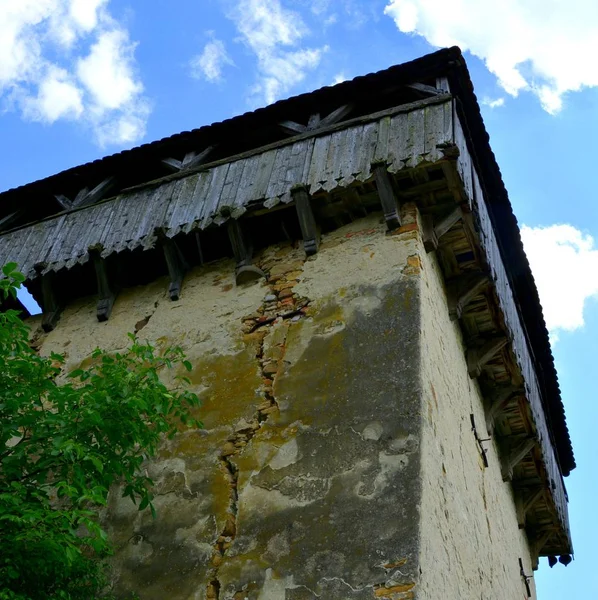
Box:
left=207, top=248, right=311, bottom=599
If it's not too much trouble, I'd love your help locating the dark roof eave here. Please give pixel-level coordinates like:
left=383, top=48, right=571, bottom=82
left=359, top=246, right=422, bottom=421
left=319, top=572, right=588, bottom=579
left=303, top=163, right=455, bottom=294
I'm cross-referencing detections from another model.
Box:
left=0, top=46, right=574, bottom=474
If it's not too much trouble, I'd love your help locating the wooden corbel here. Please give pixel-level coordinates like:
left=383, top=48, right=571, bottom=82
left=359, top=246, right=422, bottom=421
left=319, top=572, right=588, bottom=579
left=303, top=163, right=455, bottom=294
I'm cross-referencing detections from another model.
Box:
left=161, top=146, right=214, bottom=173
left=422, top=206, right=463, bottom=252
left=89, top=245, right=117, bottom=322
left=501, top=436, right=536, bottom=482
left=155, top=228, right=187, bottom=300
left=467, top=335, right=508, bottom=378
left=371, top=161, right=401, bottom=231
left=227, top=219, right=265, bottom=285
left=447, top=271, right=490, bottom=321
left=34, top=263, right=63, bottom=332
left=291, top=185, right=319, bottom=256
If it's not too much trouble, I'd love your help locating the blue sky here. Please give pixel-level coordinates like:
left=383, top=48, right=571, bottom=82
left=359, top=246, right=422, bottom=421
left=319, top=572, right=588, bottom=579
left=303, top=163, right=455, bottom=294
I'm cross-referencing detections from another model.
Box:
left=1, top=1, right=597, bottom=596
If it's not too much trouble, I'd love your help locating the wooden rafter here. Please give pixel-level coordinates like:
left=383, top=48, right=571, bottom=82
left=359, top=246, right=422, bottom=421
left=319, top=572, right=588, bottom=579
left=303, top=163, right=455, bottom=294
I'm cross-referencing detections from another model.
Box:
left=280, top=104, right=353, bottom=136
left=55, top=177, right=115, bottom=211
left=161, top=146, right=214, bottom=173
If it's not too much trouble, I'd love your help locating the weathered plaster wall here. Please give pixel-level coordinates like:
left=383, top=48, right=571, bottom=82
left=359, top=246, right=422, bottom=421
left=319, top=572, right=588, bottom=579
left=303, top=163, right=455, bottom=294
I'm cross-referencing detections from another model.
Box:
left=30, top=213, right=426, bottom=600
left=417, top=240, right=536, bottom=599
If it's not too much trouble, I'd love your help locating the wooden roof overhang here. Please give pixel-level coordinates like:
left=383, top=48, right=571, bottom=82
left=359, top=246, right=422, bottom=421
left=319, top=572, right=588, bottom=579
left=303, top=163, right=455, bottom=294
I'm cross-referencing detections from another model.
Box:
left=0, top=48, right=574, bottom=562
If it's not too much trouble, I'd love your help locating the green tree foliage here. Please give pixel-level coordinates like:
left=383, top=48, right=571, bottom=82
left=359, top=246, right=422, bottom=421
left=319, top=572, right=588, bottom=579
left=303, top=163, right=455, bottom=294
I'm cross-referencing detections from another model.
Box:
left=0, top=263, right=201, bottom=599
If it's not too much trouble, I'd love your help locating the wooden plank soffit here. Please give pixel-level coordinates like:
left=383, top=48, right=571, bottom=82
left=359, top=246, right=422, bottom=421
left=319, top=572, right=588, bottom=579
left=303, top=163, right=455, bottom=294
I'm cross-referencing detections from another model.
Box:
left=291, top=185, right=319, bottom=256
left=371, top=161, right=401, bottom=231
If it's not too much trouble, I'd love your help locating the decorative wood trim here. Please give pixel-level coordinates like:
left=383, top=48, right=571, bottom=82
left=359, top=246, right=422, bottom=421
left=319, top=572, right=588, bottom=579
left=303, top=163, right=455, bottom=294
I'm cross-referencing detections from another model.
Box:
left=447, top=271, right=490, bottom=321
left=227, top=219, right=265, bottom=285
left=467, top=335, right=508, bottom=378
left=89, top=245, right=117, bottom=322
left=372, top=161, right=401, bottom=231
left=291, top=185, right=319, bottom=256
left=34, top=263, right=63, bottom=332
left=502, top=437, right=536, bottom=482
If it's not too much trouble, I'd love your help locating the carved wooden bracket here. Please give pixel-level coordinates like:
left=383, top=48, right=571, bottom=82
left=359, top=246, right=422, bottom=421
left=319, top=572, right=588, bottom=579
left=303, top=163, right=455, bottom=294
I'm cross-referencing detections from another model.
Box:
left=89, top=245, right=117, bottom=322
left=291, top=185, right=319, bottom=256
left=227, top=219, right=265, bottom=285
left=422, top=206, right=463, bottom=252
left=55, top=177, right=115, bottom=211
left=161, top=146, right=214, bottom=173
left=34, top=263, right=63, bottom=332
left=467, top=335, right=508, bottom=378
left=371, top=161, right=401, bottom=231
left=279, top=104, right=353, bottom=136
left=502, top=436, right=536, bottom=482
left=485, top=385, right=523, bottom=435
left=155, top=228, right=188, bottom=301
left=447, top=271, right=490, bottom=321
left=515, top=487, right=544, bottom=529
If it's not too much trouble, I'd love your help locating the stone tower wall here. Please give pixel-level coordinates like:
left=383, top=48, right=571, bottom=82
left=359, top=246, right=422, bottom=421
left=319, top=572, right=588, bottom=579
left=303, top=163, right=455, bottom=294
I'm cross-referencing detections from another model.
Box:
left=418, top=243, right=536, bottom=599
left=28, top=209, right=535, bottom=599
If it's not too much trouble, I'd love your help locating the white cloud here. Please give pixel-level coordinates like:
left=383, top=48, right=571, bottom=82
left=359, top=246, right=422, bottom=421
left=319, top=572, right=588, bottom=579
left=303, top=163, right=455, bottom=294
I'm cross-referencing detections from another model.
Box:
left=22, top=66, right=84, bottom=122
left=384, top=0, right=598, bottom=113
left=521, top=224, right=598, bottom=338
left=228, top=0, right=328, bottom=104
left=481, top=96, right=505, bottom=109
left=0, top=0, right=148, bottom=146
left=190, top=38, right=234, bottom=82
left=332, top=72, right=347, bottom=85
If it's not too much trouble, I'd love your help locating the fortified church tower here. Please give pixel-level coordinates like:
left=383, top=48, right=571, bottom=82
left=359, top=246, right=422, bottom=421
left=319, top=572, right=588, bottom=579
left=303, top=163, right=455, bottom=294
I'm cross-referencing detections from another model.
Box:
left=0, top=48, right=574, bottom=599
